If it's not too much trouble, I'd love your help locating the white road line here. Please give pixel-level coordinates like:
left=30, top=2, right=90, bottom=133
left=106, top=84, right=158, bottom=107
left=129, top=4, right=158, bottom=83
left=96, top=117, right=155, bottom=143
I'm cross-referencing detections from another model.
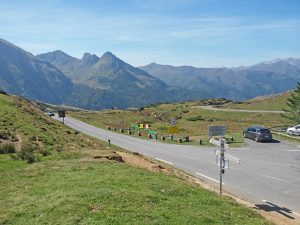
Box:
left=293, top=211, right=300, bottom=218
left=287, top=150, right=300, bottom=152
left=155, top=158, right=173, bottom=165
left=196, top=172, right=222, bottom=184
left=260, top=174, right=289, bottom=183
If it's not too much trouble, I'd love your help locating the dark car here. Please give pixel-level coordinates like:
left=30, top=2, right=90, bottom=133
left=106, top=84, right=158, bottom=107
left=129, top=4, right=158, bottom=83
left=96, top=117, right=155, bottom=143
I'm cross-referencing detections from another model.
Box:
left=243, top=126, right=272, bottom=142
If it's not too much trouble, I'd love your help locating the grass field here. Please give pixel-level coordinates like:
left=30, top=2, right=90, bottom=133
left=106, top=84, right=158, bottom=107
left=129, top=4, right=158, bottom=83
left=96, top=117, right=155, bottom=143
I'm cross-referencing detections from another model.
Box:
left=0, top=153, right=272, bottom=225
left=0, top=93, right=271, bottom=224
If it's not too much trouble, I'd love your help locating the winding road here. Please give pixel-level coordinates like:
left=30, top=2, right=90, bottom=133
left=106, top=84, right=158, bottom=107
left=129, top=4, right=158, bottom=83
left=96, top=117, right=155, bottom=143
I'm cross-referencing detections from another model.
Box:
left=54, top=115, right=300, bottom=221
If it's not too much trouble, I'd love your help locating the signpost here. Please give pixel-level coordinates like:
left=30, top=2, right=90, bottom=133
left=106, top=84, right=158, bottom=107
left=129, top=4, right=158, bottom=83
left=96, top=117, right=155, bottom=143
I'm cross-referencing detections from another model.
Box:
left=209, top=126, right=226, bottom=137
left=58, top=109, right=66, bottom=124
left=209, top=125, right=241, bottom=195
left=168, top=118, right=179, bottom=138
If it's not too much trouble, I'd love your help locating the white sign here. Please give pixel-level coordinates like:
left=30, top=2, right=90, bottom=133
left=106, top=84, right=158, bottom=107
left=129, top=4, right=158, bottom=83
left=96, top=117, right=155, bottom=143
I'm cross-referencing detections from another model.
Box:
left=209, top=126, right=226, bottom=137
left=215, top=151, right=241, bottom=165
left=210, top=138, right=229, bottom=149
left=216, top=155, right=229, bottom=170
left=225, top=154, right=241, bottom=164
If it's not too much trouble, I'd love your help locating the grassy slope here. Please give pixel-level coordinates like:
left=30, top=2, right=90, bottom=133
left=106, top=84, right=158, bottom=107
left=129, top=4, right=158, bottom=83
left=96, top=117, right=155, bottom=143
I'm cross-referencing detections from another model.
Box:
left=70, top=100, right=289, bottom=147
left=219, top=92, right=291, bottom=111
left=0, top=94, right=271, bottom=224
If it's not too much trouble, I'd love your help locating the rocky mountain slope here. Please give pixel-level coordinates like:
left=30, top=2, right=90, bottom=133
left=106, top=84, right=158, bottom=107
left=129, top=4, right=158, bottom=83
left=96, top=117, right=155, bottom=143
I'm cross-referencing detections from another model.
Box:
left=0, top=38, right=73, bottom=104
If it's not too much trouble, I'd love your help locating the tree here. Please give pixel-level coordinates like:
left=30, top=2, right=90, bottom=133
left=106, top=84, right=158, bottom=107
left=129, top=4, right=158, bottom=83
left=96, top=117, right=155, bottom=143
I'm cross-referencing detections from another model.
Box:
left=282, top=82, right=300, bottom=124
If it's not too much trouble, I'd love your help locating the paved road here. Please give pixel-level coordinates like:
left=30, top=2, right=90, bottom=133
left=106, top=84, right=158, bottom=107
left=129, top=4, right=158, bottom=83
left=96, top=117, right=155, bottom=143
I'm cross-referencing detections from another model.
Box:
left=194, top=105, right=285, bottom=113
left=55, top=116, right=300, bottom=220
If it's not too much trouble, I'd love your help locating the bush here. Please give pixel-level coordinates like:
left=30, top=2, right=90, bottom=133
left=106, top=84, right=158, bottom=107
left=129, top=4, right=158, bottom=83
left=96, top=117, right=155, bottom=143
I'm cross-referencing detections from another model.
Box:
left=182, top=109, right=189, bottom=113
left=17, top=144, right=39, bottom=164
left=38, top=148, right=51, bottom=157
left=0, top=142, right=16, bottom=154
left=186, top=115, right=204, bottom=121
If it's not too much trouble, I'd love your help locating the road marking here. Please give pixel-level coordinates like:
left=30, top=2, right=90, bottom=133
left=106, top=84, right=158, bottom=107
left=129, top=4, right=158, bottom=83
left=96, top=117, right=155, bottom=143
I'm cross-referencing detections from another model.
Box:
left=196, top=172, right=222, bottom=184
left=155, top=158, right=173, bottom=165
left=287, top=150, right=300, bottom=152
left=293, top=211, right=300, bottom=217
left=260, top=174, right=289, bottom=183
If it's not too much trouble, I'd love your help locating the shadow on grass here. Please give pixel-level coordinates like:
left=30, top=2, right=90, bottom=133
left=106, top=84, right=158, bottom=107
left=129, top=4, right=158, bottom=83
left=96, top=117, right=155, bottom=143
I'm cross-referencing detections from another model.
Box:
left=254, top=201, right=295, bottom=220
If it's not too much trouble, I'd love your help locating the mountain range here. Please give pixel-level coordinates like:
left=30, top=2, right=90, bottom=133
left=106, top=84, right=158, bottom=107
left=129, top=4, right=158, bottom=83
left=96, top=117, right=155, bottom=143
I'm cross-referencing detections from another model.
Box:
left=0, top=37, right=299, bottom=109
left=139, top=59, right=300, bottom=101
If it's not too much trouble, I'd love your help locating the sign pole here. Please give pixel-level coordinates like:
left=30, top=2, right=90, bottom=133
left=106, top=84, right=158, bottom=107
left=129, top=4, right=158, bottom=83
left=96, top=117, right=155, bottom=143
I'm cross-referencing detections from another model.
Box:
left=220, top=138, right=225, bottom=195
left=209, top=126, right=241, bottom=196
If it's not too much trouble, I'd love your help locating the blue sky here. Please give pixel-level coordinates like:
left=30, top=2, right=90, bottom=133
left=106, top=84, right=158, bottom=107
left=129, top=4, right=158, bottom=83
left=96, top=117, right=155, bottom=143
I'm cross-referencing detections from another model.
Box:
left=0, top=0, right=299, bottom=67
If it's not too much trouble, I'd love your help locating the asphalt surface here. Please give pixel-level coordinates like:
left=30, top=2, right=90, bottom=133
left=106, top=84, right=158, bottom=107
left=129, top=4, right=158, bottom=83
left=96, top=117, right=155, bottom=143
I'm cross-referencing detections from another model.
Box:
left=54, top=115, right=300, bottom=220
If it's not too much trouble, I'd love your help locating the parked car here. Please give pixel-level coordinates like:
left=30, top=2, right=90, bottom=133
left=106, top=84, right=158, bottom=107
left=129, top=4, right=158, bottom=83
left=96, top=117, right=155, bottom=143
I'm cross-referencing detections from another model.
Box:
left=47, top=111, right=55, bottom=116
left=286, top=125, right=300, bottom=135
left=243, top=126, right=273, bottom=142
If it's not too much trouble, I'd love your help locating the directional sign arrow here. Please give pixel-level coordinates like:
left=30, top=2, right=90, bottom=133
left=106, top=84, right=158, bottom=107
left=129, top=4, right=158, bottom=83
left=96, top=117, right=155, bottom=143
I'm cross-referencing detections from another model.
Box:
left=210, top=138, right=229, bottom=149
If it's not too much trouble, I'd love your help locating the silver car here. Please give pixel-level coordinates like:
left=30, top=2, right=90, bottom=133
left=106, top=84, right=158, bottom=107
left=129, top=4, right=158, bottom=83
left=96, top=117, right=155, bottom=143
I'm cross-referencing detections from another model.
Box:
left=286, top=125, right=300, bottom=135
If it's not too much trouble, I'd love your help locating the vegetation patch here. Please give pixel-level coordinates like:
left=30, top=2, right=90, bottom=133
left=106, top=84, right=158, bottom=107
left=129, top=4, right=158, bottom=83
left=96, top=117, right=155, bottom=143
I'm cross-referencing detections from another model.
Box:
left=0, top=142, right=16, bottom=154
left=186, top=115, right=204, bottom=121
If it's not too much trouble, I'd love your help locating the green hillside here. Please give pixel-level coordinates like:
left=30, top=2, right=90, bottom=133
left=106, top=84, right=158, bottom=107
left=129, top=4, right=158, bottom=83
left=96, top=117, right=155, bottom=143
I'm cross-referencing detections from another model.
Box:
left=217, top=92, right=291, bottom=111
left=0, top=93, right=271, bottom=224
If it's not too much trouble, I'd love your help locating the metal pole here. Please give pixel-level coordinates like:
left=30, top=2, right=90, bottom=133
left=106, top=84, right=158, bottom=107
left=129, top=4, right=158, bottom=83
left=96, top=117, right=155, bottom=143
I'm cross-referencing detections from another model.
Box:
left=220, top=138, right=225, bottom=195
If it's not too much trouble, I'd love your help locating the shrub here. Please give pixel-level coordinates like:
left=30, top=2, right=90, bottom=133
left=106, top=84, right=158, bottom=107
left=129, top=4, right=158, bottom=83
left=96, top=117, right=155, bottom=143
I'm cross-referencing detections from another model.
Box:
left=38, top=148, right=51, bottom=157
left=186, top=115, right=204, bottom=121
left=17, top=144, right=39, bottom=164
left=182, top=109, right=189, bottom=113
left=0, top=142, right=16, bottom=154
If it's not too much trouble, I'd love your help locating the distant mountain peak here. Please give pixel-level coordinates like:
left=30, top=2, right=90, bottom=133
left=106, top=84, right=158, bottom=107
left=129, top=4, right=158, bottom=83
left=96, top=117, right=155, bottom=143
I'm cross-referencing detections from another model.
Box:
left=42, top=50, right=73, bottom=58
left=100, top=51, right=118, bottom=61
left=38, top=50, right=78, bottom=66
left=97, top=51, right=125, bottom=67
left=261, top=57, right=300, bottom=66
left=262, top=58, right=282, bottom=65
left=81, top=52, right=99, bottom=65
left=103, top=51, right=114, bottom=57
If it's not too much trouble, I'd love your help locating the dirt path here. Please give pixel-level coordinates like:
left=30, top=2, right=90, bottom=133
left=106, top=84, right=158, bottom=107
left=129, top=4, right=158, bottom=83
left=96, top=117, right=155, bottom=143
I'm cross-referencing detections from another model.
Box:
left=193, top=105, right=285, bottom=113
